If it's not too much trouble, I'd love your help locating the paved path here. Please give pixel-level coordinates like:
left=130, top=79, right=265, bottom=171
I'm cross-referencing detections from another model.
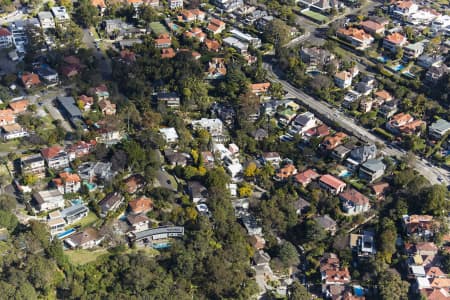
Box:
left=263, top=61, right=449, bottom=185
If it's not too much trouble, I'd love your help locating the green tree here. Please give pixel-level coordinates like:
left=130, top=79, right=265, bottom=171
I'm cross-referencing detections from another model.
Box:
left=288, top=281, right=312, bottom=300
left=378, top=269, right=409, bottom=300
left=244, top=162, right=258, bottom=178
left=378, top=219, right=397, bottom=264
left=0, top=210, right=18, bottom=231
left=75, top=0, right=99, bottom=28
left=422, top=184, right=447, bottom=216
left=278, top=241, right=299, bottom=268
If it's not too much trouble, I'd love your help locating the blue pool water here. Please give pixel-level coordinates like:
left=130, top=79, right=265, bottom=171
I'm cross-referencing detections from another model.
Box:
left=84, top=182, right=97, bottom=191
left=172, top=24, right=179, bottom=30
left=402, top=71, right=416, bottom=78
left=339, top=170, right=352, bottom=178
left=377, top=56, right=388, bottom=63
left=391, top=64, right=405, bottom=72
left=307, top=70, right=321, bottom=76
left=153, top=242, right=170, bottom=249
left=64, top=167, right=73, bottom=173
left=354, top=286, right=364, bottom=297
left=57, top=228, right=76, bottom=239
left=71, top=199, right=83, bottom=205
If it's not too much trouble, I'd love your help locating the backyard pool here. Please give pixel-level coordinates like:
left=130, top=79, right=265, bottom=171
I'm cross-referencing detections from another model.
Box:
left=339, top=170, right=352, bottom=178
left=306, top=70, right=322, bottom=76
left=83, top=182, right=97, bottom=191
left=71, top=199, right=83, bottom=205
left=153, top=242, right=171, bottom=249
left=64, top=167, right=73, bottom=173
left=390, top=64, right=405, bottom=72
left=353, top=286, right=364, bottom=297
left=377, top=56, right=388, bottom=63
left=57, top=228, right=76, bottom=239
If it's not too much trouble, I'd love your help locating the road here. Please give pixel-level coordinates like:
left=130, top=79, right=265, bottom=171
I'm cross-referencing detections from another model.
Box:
left=82, top=29, right=112, bottom=80
left=263, top=60, right=449, bottom=185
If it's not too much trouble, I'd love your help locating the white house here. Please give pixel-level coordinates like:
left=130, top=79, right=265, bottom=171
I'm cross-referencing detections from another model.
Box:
left=168, top=0, right=183, bottom=9
left=1, top=124, right=28, bottom=140
left=33, top=189, right=65, bottom=212
left=288, top=112, right=317, bottom=136
left=51, top=6, right=70, bottom=23
left=38, top=11, right=55, bottom=29
left=0, top=28, right=13, bottom=49
left=334, top=71, right=353, bottom=89
left=159, top=127, right=179, bottom=144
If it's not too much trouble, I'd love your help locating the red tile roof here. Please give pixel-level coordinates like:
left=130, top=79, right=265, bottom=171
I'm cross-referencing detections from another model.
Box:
left=320, top=174, right=346, bottom=190
left=339, top=188, right=370, bottom=206
left=128, top=196, right=153, bottom=214
left=41, top=145, right=64, bottom=159
left=0, top=28, right=11, bottom=37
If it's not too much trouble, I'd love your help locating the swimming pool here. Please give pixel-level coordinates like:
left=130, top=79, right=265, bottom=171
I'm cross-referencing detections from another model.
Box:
left=64, top=167, right=73, bottom=173
left=57, top=228, right=76, bottom=239
left=339, top=170, right=352, bottom=178
left=377, top=56, right=388, bottom=63
left=84, top=182, right=97, bottom=191
left=353, top=286, right=364, bottom=297
left=153, top=242, right=170, bottom=249
left=390, top=64, right=405, bottom=72
left=71, top=199, right=83, bottom=205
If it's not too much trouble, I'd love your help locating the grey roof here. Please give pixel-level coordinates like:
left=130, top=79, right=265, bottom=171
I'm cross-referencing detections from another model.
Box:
left=57, top=96, right=82, bottom=118
left=133, top=226, right=184, bottom=240
left=294, top=197, right=310, bottom=211
left=61, top=204, right=89, bottom=218
left=38, top=11, right=54, bottom=19
left=349, top=144, right=377, bottom=163
left=21, top=154, right=44, bottom=165
left=315, top=214, right=336, bottom=229
left=361, top=159, right=386, bottom=172
left=157, top=92, right=179, bottom=99
left=430, top=119, right=450, bottom=133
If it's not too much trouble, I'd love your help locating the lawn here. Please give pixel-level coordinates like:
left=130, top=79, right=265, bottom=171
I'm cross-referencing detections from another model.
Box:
left=66, top=248, right=109, bottom=265
left=0, top=140, right=19, bottom=153
left=68, top=211, right=100, bottom=229
left=300, top=9, right=329, bottom=23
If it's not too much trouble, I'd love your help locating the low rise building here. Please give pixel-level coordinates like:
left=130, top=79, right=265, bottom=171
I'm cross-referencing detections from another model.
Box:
left=52, top=172, right=81, bottom=194
left=41, top=145, right=70, bottom=170
left=429, top=119, right=450, bottom=140
left=339, top=188, right=371, bottom=214
left=130, top=226, right=184, bottom=248
left=1, top=124, right=28, bottom=140
left=61, top=204, right=89, bottom=224
left=159, top=127, right=179, bottom=144
left=359, top=159, right=385, bottom=182
left=98, top=192, right=124, bottom=217
left=319, top=174, right=346, bottom=195
left=33, top=189, right=65, bottom=212
left=383, top=32, right=408, bottom=53
left=21, top=154, right=46, bottom=178
left=65, top=227, right=103, bottom=249
left=337, top=27, right=374, bottom=49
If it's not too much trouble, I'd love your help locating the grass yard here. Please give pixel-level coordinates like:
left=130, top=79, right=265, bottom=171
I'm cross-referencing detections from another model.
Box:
left=301, top=10, right=329, bottom=23
left=66, top=248, right=109, bottom=265
left=69, top=211, right=100, bottom=229
left=0, top=140, right=19, bottom=153
left=149, top=22, right=168, bottom=35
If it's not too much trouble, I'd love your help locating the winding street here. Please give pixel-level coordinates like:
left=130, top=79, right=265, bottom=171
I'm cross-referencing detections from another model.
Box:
left=263, top=60, right=449, bottom=186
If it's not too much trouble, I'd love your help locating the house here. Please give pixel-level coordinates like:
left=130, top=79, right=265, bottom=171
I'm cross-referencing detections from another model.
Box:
left=230, top=28, right=261, bottom=48
left=332, top=145, right=352, bottom=161
left=61, top=204, right=89, bottom=224
left=65, top=227, right=103, bottom=249
left=223, top=36, right=248, bottom=53
left=0, top=28, right=13, bottom=49
left=8, top=99, right=29, bottom=114
left=415, top=242, right=438, bottom=257
left=248, top=235, right=266, bottom=250
left=1, top=124, right=28, bottom=140
left=164, top=149, right=190, bottom=166
left=383, top=32, right=408, bottom=53
left=346, top=144, right=377, bottom=169
left=379, top=101, right=399, bottom=118
left=294, top=197, right=311, bottom=215
left=41, top=145, right=70, bottom=170
left=21, top=154, right=46, bottom=178
left=168, top=0, right=183, bottom=9
left=391, top=0, right=418, bottom=19
left=260, top=152, right=281, bottom=168
left=206, top=58, right=227, bottom=79
left=89, top=84, right=109, bottom=100
left=404, top=41, right=425, bottom=60
left=130, top=226, right=184, bottom=248
left=274, top=163, right=297, bottom=181
left=57, top=96, right=84, bottom=128
left=337, top=27, right=374, bottom=49
left=159, top=127, right=179, bottom=144
left=251, top=128, right=268, bottom=141
left=124, top=174, right=146, bottom=194
left=66, top=140, right=96, bottom=160
left=128, top=196, right=153, bottom=214
left=119, top=49, right=136, bottom=63
left=429, top=119, right=450, bottom=140
left=211, top=0, right=243, bottom=12
left=425, top=64, right=449, bottom=86
left=78, top=95, right=94, bottom=111
left=52, top=172, right=81, bottom=194
left=241, top=215, right=262, bottom=235
left=36, top=64, right=58, bottom=84
left=98, top=192, right=124, bottom=217
left=96, top=127, right=124, bottom=145
left=319, top=174, right=346, bottom=195
left=386, top=113, right=424, bottom=135
left=360, top=20, right=386, bottom=35
left=224, top=156, right=243, bottom=181
left=33, top=189, right=65, bottom=212
left=334, top=71, right=353, bottom=89
left=350, top=231, right=376, bottom=257
left=188, top=181, right=208, bottom=203
left=371, top=182, right=389, bottom=200
left=295, top=169, right=320, bottom=187
left=321, top=132, right=347, bottom=150
left=356, top=75, right=375, bottom=96
left=47, top=211, right=66, bottom=235
left=157, top=92, right=180, bottom=108
left=180, top=9, right=205, bottom=22
left=201, top=151, right=215, bottom=169
left=155, top=34, right=171, bottom=48
left=339, top=188, right=370, bottom=214
left=417, top=54, right=445, bottom=69
left=300, top=47, right=335, bottom=68
left=206, top=19, right=226, bottom=35
left=374, top=90, right=393, bottom=106
left=204, top=39, right=221, bottom=52
left=184, top=27, right=207, bottom=42
left=359, top=159, right=385, bottom=182
left=51, top=6, right=70, bottom=24
left=161, top=48, right=176, bottom=59
left=191, top=118, right=224, bottom=139
left=431, top=15, right=450, bottom=33
left=315, top=215, right=337, bottom=235
left=21, top=73, right=40, bottom=89
left=38, top=11, right=55, bottom=29
left=305, top=124, right=330, bottom=138
left=289, top=112, right=317, bottom=136
left=91, top=0, right=107, bottom=15
left=127, top=214, right=150, bottom=232
left=98, top=99, right=116, bottom=116
left=0, top=109, right=14, bottom=126
left=78, top=161, right=113, bottom=183
left=403, top=214, right=435, bottom=238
